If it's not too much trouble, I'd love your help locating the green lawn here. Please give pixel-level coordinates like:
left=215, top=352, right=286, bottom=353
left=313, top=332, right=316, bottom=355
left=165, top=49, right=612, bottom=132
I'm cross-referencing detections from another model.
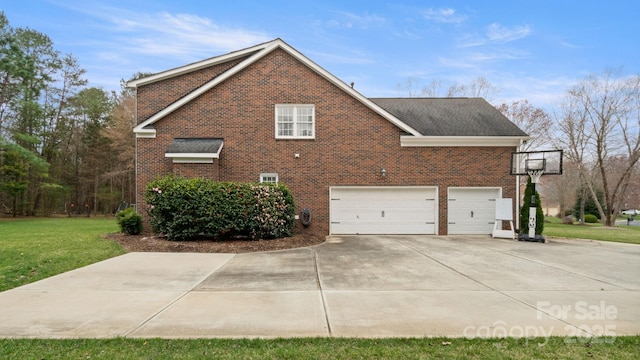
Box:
left=1, top=336, right=639, bottom=359
left=543, top=217, right=640, bottom=245
left=0, top=217, right=125, bottom=292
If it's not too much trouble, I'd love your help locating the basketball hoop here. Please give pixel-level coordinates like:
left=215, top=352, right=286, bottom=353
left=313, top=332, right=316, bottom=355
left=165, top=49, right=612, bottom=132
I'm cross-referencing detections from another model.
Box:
left=510, top=149, right=564, bottom=243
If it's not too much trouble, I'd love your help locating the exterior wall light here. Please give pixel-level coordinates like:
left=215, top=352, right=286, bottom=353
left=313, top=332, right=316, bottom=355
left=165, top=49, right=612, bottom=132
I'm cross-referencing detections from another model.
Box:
left=381, top=168, right=386, bottom=177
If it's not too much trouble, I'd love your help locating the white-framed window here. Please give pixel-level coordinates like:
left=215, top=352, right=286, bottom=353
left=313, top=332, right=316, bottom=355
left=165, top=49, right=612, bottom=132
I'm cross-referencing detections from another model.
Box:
left=275, top=104, right=315, bottom=139
left=260, top=173, right=278, bottom=184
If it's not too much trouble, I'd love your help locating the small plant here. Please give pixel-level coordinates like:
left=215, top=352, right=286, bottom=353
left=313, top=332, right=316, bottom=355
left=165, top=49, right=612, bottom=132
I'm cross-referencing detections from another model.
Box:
left=116, top=207, right=143, bottom=235
left=584, top=214, right=598, bottom=223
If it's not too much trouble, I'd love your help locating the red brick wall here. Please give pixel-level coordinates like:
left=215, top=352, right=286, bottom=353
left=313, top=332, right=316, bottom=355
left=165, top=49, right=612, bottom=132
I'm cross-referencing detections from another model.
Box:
left=135, top=48, right=517, bottom=235
left=137, top=56, right=250, bottom=122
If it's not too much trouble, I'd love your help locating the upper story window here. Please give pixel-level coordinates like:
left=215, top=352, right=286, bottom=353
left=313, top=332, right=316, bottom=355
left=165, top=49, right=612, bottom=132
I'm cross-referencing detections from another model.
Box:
left=275, top=105, right=315, bottom=139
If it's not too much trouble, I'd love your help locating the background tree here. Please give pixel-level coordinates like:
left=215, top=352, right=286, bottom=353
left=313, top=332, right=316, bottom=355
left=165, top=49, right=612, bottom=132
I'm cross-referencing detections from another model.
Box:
left=0, top=11, right=135, bottom=216
left=396, top=76, right=499, bottom=100
left=496, top=100, right=552, bottom=151
left=555, top=70, right=640, bottom=226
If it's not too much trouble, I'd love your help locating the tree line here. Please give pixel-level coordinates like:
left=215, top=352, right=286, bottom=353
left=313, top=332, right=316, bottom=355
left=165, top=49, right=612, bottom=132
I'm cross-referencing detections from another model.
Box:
left=0, top=12, right=136, bottom=216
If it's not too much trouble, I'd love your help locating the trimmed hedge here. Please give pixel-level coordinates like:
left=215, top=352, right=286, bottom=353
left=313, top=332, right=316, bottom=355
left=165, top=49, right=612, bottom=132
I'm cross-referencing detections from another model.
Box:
left=145, top=176, right=295, bottom=241
left=584, top=214, right=598, bottom=223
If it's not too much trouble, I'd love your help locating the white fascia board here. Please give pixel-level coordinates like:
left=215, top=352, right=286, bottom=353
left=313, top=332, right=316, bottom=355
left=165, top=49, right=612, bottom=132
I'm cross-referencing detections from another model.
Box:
left=126, top=42, right=272, bottom=88
left=401, top=136, right=530, bottom=147
left=165, top=152, right=219, bottom=164
left=165, top=153, right=220, bottom=159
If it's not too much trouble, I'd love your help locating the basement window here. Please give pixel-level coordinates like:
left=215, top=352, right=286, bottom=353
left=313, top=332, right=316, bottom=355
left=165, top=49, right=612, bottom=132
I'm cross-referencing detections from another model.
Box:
left=260, top=173, right=278, bottom=184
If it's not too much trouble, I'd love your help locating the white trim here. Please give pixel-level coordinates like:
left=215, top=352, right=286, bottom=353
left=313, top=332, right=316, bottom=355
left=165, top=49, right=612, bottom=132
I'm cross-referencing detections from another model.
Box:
left=126, top=43, right=269, bottom=88
left=135, top=128, right=157, bottom=138
left=401, top=135, right=529, bottom=147
left=131, top=39, right=422, bottom=137
left=165, top=152, right=220, bottom=159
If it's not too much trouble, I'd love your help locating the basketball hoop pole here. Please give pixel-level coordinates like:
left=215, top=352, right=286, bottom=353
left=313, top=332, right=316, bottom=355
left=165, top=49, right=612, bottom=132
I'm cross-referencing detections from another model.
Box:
left=527, top=170, right=544, bottom=241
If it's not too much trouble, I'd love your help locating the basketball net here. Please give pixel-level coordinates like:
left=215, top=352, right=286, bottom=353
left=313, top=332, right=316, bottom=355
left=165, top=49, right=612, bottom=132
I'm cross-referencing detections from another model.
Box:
left=528, top=170, right=544, bottom=184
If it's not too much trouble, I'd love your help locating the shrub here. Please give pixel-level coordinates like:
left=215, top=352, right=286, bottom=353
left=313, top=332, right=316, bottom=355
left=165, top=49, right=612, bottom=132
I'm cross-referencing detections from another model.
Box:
left=116, top=207, right=143, bottom=235
left=584, top=214, right=598, bottom=223
left=520, top=177, right=544, bottom=235
left=145, top=176, right=295, bottom=241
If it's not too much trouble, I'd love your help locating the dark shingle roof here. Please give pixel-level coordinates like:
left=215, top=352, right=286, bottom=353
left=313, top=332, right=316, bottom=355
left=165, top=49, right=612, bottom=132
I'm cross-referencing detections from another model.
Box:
left=166, top=138, right=224, bottom=154
left=369, top=98, right=528, bottom=137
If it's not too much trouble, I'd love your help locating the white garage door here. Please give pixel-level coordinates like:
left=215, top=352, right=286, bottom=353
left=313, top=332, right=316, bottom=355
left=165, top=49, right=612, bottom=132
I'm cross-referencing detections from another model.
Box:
left=448, top=188, right=500, bottom=235
left=330, top=187, right=437, bottom=235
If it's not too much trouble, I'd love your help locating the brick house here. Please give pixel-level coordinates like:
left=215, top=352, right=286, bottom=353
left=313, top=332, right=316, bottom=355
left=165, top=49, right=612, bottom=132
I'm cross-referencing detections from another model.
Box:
left=127, top=39, right=529, bottom=236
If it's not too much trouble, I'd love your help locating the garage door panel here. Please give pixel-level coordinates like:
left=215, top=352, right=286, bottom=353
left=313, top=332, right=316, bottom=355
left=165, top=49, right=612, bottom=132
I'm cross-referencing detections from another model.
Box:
left=330, top=187, right=436, bottom=235
left=448, top=188, right=500, bottom=235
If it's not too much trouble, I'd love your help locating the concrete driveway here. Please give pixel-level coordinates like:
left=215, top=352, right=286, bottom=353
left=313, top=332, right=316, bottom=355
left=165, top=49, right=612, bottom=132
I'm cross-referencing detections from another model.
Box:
left=0, top=235, right=638, bottom=339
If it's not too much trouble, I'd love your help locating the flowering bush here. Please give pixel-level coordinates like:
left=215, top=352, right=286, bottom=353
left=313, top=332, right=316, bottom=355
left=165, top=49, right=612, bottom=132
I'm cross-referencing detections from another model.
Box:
left=145, top=176, right=295, bottom=241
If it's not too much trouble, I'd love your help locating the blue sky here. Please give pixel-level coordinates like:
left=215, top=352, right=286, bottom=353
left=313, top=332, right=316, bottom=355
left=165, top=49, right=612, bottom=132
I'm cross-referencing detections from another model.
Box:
left=3, top=1, right=638, bottom=110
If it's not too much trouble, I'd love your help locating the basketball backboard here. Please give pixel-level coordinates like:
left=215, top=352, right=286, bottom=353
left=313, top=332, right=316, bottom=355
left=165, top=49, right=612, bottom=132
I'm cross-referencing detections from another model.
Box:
left=510, top=149, right=563, bottom=176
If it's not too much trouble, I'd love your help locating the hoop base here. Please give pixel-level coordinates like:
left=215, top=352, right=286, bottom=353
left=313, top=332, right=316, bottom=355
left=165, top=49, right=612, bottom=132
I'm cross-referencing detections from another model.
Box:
left=518, top=233, right=545, bottom=243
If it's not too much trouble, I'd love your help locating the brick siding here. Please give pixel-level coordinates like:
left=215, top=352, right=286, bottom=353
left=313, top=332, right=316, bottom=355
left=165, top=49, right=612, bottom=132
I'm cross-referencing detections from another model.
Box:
left=135, top=48, right=516, bottom=235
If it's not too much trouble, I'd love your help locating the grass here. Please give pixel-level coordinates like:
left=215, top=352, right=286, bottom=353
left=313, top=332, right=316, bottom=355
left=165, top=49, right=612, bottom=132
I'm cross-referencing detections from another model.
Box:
left=0, top=336, right=639, bottom=359
left=0, top=217, right=125, bottom=292
left=543, top=217, right=640, bottom=245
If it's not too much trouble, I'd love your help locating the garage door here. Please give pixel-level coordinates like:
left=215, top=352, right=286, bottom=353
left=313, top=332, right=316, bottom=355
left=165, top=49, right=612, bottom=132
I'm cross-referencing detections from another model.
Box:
left=448, top=188, right=500, bottom=235
left=330, top=187, right=437, bottom=235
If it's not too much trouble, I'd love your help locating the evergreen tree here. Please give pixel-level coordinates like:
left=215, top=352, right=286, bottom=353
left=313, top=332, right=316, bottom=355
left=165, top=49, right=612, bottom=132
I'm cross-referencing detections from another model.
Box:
left=520, top=176, right=544, bottom=235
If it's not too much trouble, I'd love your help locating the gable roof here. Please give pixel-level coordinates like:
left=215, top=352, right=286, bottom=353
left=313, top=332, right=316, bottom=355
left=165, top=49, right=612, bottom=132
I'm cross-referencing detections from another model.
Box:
left=129, top=38, right=422, bottom=138
left=369, top=98, right=529, bottom=137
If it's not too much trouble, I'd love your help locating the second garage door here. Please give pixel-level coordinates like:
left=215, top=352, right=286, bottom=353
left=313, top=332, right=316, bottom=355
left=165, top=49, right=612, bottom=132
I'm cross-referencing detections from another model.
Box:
left=448, top=187, right=501, bottom=234
left=330, top=186, right=437, bottom=235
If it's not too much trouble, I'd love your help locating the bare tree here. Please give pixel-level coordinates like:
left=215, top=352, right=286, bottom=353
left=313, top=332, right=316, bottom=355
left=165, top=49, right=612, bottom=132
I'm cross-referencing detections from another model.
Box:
left=555, top=70, right=640, bottom=226
left=446, top=77, right=499, bottom=100
left=396, top=76, right=499, bottom=100
left=496, top=100, right=552, bottom=151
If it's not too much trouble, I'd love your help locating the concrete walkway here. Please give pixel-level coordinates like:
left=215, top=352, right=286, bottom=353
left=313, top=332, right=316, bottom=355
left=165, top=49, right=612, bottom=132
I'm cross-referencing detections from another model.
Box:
left=0, top=235, right=638, bottom=339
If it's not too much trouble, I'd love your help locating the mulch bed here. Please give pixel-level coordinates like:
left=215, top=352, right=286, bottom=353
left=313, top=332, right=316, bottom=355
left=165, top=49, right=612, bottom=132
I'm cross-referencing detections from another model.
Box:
left=105, top=231, right=327, bottom=253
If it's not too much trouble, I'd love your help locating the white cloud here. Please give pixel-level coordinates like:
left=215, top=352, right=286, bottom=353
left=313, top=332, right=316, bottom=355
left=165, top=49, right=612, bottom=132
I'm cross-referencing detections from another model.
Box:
left=487, top=23, right=531, bottom=43
left=421, top=8, right=467, bottom=24
left=109, top=11, right=271, bottom=58
left=327, top=11, right=386, bottom=29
